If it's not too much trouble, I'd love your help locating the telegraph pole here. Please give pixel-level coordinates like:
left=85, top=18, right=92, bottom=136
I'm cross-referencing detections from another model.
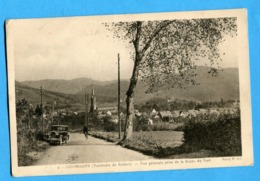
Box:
left=52, top=101, right=56, bottom=124
left=40, top=86, right=44, bottom=133
left=87, top=94, right=89, bottom=128
left=85, top=93, right=89, bottom=126
left=85, top=92, right=87, bottom=125
left=118, top=53, right=121, bottom=139
left=52, top=104, right=54, bottom=124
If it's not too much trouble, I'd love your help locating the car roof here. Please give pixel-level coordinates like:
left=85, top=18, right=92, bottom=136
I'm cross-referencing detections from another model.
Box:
left=51, top=125, right=68, bottom=127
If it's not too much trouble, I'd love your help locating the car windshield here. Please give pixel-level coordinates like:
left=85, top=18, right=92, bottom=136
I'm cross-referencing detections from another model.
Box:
left=51, top=126, right=68, bottom=131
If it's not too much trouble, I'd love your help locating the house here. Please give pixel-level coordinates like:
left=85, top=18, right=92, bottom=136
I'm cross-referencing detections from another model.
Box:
left=148, top=118, right=153, bottom=125
left=172, top=110, right=180, bottom=118
left=153, top=115, right=161, bottom=122
left=209, top=109, right=220, bottom=115
left=106, top=111, right=112, bottom=116
left=198, top=109, right=208, bottom=115
left=159, top=111, right=173, bottom=122
left=110, top=115, right=118, bottom=123
left=179, top=110, right=189, bottom=118
left=150, top=109, right=157, bottom=116
left=188, top=110, right=198, bottom=117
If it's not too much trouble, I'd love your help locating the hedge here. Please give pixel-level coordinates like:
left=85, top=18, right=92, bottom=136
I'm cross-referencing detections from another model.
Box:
left=183, top=114, right=241, bottom=156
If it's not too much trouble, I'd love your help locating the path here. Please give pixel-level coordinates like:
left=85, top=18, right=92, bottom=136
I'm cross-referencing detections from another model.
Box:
left=35, top=133, right=152, bottom=165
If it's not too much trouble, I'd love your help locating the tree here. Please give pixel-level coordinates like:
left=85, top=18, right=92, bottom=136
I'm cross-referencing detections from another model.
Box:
left=16, top=98, right=30, bottom=116
left=105, top=17, right=237, bottom=141
left=35, top=104, right=42, bottom=117
left=16, top=98, right=33, bottom=126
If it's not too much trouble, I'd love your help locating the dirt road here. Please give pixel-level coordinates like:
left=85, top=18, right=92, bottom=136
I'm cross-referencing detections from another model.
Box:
left=35, top=133, right=152, bottom=165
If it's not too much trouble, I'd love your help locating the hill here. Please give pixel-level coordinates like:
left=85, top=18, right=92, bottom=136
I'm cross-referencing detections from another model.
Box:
left=145, top=66, right=239, bottom=102
left=15, top=81, right=85, bottom=112
left=21, top=77, right=116, bottom=94
left=18, top=66, right=240, bottom=105
left=78, top=66, right=239, bottom=103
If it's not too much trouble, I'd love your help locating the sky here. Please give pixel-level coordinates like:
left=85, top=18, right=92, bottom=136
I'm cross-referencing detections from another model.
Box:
left=11, top=16, right=238, bottom=82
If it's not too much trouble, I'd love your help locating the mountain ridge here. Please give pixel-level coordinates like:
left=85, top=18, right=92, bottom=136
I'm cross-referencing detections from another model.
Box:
left=19, top=66, right=239, bottom=103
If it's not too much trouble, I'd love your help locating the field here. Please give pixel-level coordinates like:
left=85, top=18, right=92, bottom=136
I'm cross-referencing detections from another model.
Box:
left=134, top=131, right=183, bottom=144
left=90, top=113, right=241, bottom=158
left=90, top=131, right=183, bottom=143
left=90, top=131, right=184, bottom=157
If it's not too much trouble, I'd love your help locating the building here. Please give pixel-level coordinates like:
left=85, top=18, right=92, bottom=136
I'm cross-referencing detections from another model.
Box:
left=150, top=109, right=157, bottom=116
left=159, top=111, right=173, bottom=122
left=98, top=106, right=117, bottom=111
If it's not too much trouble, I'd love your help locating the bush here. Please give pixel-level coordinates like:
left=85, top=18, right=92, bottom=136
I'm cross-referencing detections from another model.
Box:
left=102, top=116, right=118, bottom=132
left=183, top=114, right=241, bottom=156
left=150, top=123, right=185, bottom=131
left=16, top=98, right=51, bottom=166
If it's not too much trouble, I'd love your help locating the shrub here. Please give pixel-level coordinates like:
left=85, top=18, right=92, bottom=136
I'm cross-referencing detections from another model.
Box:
left=102, top=116, right=118, bottom=132
left=150, top=123, right=185, bottom=131
left=183, top=114, right=241, bottom=156
left=16, top=98, right=51, bottom=166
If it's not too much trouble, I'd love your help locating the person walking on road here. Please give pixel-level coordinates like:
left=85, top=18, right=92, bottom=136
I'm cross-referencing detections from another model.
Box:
left=83, top=124, right=88, bottom=139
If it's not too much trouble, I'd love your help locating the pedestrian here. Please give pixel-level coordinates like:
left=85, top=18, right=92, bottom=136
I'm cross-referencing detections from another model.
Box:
left=83, top=124, right=88, bottom=139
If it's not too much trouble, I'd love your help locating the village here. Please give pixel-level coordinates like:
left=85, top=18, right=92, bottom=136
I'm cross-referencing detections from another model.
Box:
left=46, top=87, right=240, bottom=130
left=17, top=83, right=240, bottom=134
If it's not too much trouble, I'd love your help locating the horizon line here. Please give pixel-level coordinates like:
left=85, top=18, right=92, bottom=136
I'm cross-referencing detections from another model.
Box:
left=15, top=66, right=238, bottom=82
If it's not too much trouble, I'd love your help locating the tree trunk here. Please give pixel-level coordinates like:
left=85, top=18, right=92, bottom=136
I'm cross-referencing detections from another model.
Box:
left=123, top=93, right=135, bottom=140
left=122, top=22, right=143, bottom=141
left=122, top=55, right=141, bottom=141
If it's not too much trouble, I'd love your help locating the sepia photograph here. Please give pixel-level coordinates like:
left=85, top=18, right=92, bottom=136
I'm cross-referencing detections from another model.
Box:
left=6, top=9, right=253, bottom=176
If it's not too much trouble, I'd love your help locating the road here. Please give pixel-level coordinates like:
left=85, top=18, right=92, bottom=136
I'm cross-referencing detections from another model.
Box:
left=35, top=133, right=152, bottom=165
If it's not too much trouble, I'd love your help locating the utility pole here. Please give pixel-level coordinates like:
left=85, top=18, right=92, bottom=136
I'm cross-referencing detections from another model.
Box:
left=52, top=104, right=54, bottom=124
left=118, top=53, right=121, bottom=139
left=85, top=92, right=87, bottom=125
left=40, top=86, right=44, bottom=133
left=87, top=94, right=89, bottom=128
left=52, top=101, right=56, bottom=124
left=85, top=93, right=90, bottom=127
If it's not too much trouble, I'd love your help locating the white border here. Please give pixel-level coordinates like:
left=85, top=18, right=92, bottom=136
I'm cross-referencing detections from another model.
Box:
left=6, top=9, right=253, bottom=177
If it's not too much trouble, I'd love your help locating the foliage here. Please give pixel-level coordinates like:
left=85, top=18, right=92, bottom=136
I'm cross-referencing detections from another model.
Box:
left=35, top=104, right=42, bottom=116
left=105, top=17, right=237, bottom=140
left=133, top=115, right=150, bottom=131
left=54, top=113, right=85, bottom=130
left=150, top=123, right=185, bottom=131
left=183, top=113, right=241, bottom=156
left=17, top=122, right=36, bottom=166
left=106, top=18, right=237, bottom=92
left=103, top=116, right=118, bottom=132
left=16, top=98, right=50, bottom=166
left=16, top=98, right=31, bottom=115
left=135, top=98, right=237, bottom=113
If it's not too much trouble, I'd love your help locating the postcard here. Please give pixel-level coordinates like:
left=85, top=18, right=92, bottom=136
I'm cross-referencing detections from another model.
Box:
left=6, top=9, right=253, bottom=176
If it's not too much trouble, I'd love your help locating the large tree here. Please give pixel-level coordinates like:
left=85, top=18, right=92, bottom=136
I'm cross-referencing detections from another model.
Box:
left=105, top=17, right=237, bottom=141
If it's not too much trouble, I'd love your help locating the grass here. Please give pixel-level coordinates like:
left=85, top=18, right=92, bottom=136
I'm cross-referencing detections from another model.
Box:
left=17, top=126, right=51, bottom=166
left=90, top=131, right=185, bottom=157
left=18, top=140, right=50, bottom=166
left=90, top=113, right=241, bottom=158
left=150, top=123, right=185, bottom=131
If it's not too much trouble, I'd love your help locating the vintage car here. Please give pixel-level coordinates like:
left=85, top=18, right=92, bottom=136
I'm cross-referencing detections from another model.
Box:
left=44, top=125, right=70, bottom=145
